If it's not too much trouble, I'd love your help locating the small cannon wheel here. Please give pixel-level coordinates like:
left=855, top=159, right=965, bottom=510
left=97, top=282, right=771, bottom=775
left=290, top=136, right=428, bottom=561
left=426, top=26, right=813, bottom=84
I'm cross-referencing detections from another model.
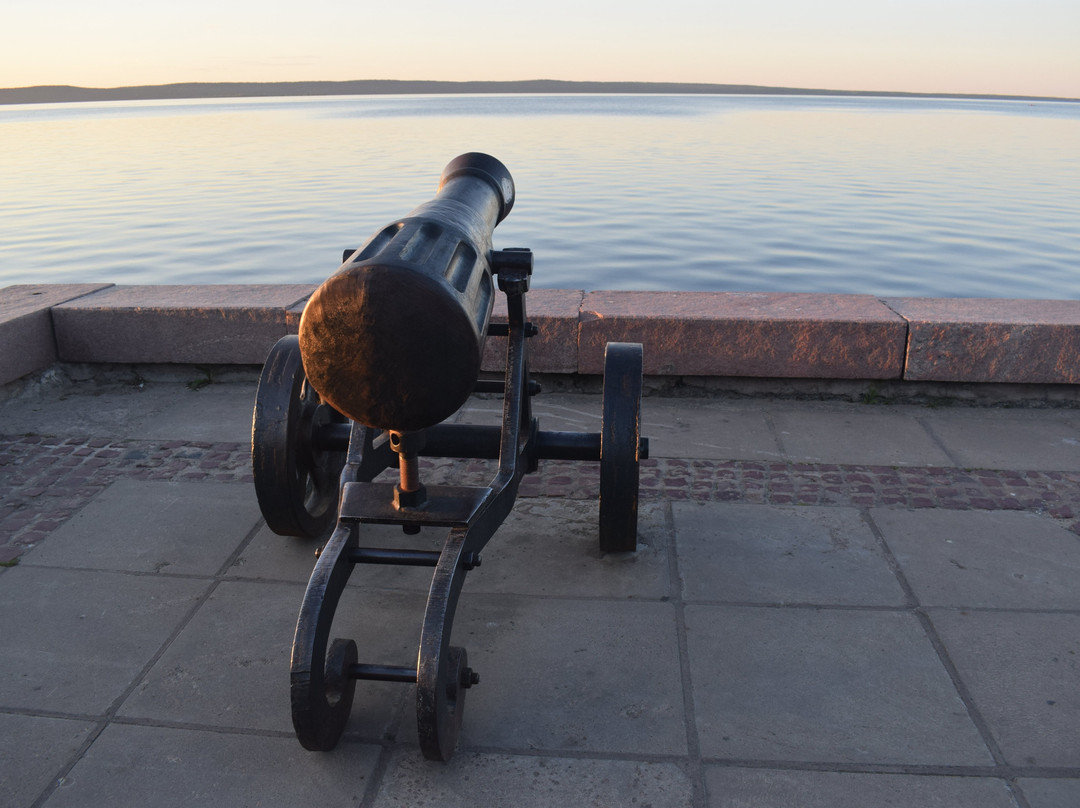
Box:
left=418, top=644, right=472, bottom=762
left=599, top=342, right=643, bottom=552
left=416, top=526, right=476, bottom=762
left=253, top=335, right=346, bottom=538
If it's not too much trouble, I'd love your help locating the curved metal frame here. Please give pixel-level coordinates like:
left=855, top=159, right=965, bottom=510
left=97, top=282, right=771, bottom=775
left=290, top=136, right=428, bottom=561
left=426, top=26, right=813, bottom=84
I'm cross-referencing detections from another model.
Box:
left=290, top=523, right=358, bottom=750
left=286, top=266, right=536, bottom=760
left=266, top=263, right=648, bottom=762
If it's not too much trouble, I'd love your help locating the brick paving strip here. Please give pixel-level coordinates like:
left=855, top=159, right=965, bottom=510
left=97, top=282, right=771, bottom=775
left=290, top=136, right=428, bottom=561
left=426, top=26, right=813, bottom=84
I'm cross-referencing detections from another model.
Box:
left=3, top=434, right=1080, bottom=562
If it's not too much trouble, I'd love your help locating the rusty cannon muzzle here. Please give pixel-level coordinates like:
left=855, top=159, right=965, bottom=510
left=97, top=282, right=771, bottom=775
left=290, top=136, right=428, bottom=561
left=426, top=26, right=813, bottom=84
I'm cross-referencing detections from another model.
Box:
left=298, top=152, right=516, bottom=432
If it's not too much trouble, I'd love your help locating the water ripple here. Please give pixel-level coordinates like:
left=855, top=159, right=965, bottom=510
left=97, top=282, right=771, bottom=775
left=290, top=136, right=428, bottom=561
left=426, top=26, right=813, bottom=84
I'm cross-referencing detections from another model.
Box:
left=1, top=95, right=1078, bottom=297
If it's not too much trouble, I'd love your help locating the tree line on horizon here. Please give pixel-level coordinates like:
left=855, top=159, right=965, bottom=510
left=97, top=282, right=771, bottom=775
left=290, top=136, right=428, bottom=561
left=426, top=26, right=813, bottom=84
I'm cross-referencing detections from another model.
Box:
left=2, top=79, right=1073, bottom=105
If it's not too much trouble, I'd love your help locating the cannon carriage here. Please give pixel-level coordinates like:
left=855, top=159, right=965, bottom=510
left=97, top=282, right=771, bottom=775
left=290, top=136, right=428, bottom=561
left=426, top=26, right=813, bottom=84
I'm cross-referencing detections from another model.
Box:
left=251, top=153, right=648, bottom=761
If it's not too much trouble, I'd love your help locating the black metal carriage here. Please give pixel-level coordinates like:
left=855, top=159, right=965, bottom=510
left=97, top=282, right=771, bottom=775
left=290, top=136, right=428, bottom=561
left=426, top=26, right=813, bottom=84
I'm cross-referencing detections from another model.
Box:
left=251, top=154, right=648, bottom=761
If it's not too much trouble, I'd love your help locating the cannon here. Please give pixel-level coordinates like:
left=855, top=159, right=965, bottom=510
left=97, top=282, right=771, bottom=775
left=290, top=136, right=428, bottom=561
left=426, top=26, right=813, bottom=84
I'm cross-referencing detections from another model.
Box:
left=251, top=153, right=649, bottom=761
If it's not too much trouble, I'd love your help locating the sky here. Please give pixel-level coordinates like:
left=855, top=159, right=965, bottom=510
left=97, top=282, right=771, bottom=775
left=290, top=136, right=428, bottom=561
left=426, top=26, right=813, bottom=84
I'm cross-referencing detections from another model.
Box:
left=3, top=0, right=1078, bottom=98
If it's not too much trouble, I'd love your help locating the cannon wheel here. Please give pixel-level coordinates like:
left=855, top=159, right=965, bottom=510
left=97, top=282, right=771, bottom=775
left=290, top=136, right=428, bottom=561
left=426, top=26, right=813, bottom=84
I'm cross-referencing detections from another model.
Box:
left=599, top=342, right=643, bottom=552
left=253, top=335, right=347, bottom=538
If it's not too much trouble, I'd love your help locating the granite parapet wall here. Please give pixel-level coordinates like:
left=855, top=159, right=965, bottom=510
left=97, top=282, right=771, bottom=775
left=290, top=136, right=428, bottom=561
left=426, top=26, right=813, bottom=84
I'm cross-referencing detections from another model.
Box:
left=2, top=284, right=1079, bottom=387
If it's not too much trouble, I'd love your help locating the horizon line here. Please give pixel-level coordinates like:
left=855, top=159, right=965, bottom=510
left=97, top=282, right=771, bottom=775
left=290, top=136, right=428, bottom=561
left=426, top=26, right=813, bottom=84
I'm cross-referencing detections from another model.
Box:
left=3, top=78, right=1078, bottom=106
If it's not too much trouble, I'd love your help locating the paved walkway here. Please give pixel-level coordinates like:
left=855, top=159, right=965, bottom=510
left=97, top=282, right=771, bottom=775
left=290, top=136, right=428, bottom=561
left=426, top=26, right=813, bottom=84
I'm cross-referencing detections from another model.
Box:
left=2, top=368, right=1079, bottom=807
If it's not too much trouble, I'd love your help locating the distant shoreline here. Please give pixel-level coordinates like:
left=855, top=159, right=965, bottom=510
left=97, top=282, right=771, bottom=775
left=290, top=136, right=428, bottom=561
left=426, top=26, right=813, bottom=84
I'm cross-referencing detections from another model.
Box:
left=2, top=79, right=1077, bottom=106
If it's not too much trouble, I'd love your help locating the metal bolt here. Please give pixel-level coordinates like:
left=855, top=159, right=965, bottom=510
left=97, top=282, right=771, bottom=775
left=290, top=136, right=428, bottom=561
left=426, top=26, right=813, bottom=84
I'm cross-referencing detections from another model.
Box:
left=460, top=667, right=479, bottom=688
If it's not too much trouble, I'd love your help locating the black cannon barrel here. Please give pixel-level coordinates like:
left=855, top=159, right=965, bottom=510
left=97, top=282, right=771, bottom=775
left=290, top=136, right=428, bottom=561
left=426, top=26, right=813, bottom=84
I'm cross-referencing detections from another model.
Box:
left=298, top=153, right=515, bottom=431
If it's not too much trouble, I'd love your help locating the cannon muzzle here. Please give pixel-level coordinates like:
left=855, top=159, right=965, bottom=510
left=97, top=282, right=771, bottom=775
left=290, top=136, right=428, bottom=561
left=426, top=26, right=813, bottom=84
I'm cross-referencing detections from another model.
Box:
left=298, top=153, right=515, bottom=431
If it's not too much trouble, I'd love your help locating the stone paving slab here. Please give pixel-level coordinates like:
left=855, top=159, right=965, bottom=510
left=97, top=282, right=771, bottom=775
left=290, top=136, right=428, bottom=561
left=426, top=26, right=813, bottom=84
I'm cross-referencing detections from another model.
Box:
left=684, top=605, right=993, bottom=766
left=769, top=404, right=956, bottom=467
left=872, top=508, right=1080, bottom=609
left=229, top=523, right=328, bottom=583
left=0, top=714, right=96, bottom=808
left=638, top=397, right=784, bottom=462
left=703, top=767, right=1019, bottom=808
left=1018, top=779, right=1080, bottom=808
left=464, top=499, right=671, bottom=599
left=371, top=750, right=695, bottom=807
left=122, top=382, right=257, bottom=444
left=674, top=503, right=905, bottom=606
left=25, top=480, right=261, bottom=576
left=40, top=724, right=380, bottom=808
left=921, top=407, right=1080, bottom=471
left=0, top=370, right=257, bottom=443
left=929, top=610, right=1080, bottom=770
left=437, top=595, right=688, bottom=757
left=0, top=566, right=206, bottom=714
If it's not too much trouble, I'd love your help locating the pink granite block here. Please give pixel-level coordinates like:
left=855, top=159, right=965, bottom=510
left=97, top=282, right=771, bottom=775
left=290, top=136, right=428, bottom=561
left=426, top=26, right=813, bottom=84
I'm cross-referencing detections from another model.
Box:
left=52, top=285, right=317, bottom=364
left=886, top=298, right=1080, bottom=384
left=481, top=289, right=584, bottom=374
left=579, top=291, right=907, bottom=378
left=0, top=284, right=113, bottom=384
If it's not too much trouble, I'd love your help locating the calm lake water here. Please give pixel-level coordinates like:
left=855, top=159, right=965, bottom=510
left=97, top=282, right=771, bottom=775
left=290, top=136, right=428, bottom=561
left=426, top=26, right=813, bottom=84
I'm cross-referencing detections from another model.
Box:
left=1, top=94, right=1078, bottom=298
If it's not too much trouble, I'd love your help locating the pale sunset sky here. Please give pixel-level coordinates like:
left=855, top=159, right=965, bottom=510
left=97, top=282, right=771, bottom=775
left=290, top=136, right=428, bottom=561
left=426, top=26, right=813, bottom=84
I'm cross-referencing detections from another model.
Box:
left=3, top=0, right=1078, bottom=98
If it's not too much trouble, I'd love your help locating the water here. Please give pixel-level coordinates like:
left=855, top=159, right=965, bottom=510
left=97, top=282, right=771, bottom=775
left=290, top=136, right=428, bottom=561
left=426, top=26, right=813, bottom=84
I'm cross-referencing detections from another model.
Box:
left=1, top=94, right=1078, bottom=298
